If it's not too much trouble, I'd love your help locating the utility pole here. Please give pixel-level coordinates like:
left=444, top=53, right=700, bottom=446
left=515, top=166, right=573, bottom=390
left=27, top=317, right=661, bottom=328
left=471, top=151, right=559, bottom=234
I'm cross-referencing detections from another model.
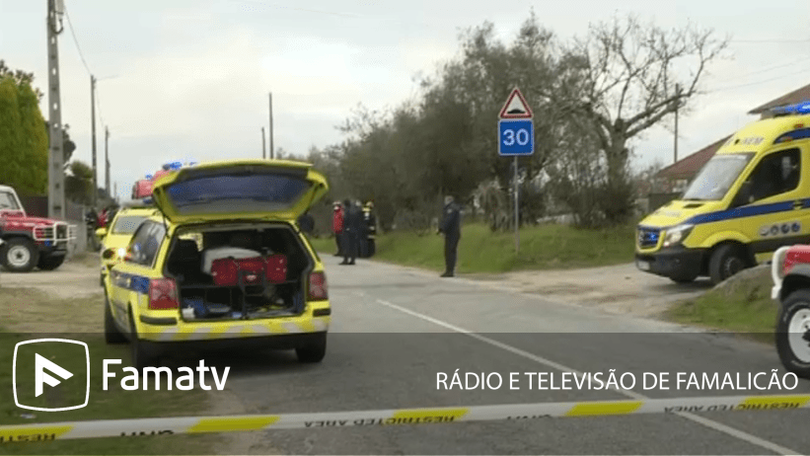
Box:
left=514, top=158, right=519, bottom=253
left=269, top=92, right=274, bottom=159
left=91, top=74, right=97, bottom=207
left=46, top=0, right=66, bottom=220
left=262, top=127, right=267, bottom=159
left=674, top=83, right=681, bottom=164
left=105, top=127, right=110, bottom=197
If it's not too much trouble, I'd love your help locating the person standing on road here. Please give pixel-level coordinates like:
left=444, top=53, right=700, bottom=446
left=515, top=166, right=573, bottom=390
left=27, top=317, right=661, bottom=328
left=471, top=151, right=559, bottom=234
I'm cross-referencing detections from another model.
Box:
left=332, top=202, right=345, bottom=257
left=437, top=195, right=461, bottom=278
left=340, top=199, right=361, bottom=265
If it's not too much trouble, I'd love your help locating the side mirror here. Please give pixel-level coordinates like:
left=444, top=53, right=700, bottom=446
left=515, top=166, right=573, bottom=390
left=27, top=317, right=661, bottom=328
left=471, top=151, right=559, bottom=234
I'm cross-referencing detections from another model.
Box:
left=95, top=227, right=107, bottom=239
left=732, top=181, right=753, bottom=208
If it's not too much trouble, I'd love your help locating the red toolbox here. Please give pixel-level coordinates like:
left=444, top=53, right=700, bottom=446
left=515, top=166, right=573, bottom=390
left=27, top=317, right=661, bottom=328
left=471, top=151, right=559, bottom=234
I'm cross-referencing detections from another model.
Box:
left=211, top=255, right=287, bottom=286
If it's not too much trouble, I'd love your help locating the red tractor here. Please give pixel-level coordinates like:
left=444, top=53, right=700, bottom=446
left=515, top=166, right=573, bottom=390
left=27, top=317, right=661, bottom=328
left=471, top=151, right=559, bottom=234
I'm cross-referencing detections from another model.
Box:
left=0, top=185, right=77, bottom=272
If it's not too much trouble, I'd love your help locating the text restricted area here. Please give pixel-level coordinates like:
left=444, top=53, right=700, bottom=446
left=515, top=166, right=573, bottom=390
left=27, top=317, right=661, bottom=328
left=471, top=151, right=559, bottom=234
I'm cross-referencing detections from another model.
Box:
left=1, top=394, right=809, bottom=444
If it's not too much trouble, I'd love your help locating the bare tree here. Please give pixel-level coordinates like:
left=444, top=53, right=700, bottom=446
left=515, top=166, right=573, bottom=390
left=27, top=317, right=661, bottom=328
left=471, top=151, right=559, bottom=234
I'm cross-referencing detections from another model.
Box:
left=557, top=14, right=730, bottom=220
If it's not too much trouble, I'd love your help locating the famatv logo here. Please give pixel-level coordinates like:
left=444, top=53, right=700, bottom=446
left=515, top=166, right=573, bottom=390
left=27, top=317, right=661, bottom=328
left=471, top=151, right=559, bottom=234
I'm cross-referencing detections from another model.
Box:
left=13, top=338, right=90, bottom=412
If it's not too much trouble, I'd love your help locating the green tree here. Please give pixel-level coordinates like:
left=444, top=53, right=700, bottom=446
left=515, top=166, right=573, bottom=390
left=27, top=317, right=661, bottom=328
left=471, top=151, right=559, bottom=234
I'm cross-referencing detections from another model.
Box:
left=0, top=71, right=48, bottom=195
left=555, top=14, right=729, bottom=224
left=65, top=160, right=94, bottom=205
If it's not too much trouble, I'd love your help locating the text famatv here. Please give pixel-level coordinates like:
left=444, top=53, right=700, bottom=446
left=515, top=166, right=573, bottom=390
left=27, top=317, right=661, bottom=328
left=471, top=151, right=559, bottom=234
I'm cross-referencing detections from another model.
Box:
left=102, top=359, right=230, bottom=391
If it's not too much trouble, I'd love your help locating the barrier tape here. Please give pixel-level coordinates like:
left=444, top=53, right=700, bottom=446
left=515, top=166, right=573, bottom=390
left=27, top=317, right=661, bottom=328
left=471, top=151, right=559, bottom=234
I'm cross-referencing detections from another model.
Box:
left=2, top=394, right=810, bottom=443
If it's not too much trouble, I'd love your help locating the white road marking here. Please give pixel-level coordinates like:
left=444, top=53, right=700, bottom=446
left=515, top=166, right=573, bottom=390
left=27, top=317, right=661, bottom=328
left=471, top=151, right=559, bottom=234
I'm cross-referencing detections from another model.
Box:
left=376, top=298, right=799, bottom=456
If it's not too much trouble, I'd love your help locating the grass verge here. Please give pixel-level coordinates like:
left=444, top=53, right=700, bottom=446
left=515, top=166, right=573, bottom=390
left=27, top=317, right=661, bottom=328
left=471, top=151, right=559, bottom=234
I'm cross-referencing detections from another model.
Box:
left=309, top=222, right=636, bottom=273
left=665, top=267, right=778, bottom=343
left=0, top=287, right=216, bottom=455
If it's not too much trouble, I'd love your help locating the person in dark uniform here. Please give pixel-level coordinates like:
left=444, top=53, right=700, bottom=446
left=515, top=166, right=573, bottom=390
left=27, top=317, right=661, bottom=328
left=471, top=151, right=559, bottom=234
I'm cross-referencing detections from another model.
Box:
left=437, top=195, right=461, bottom=277
left=363, top=201, right=377, bottom=257
left=340, top=199, right=361, bottom=265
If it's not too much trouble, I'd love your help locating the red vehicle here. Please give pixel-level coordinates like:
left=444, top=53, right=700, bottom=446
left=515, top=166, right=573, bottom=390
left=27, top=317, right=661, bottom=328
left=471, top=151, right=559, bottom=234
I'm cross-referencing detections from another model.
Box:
left=0, top=185, right=77, bottom=272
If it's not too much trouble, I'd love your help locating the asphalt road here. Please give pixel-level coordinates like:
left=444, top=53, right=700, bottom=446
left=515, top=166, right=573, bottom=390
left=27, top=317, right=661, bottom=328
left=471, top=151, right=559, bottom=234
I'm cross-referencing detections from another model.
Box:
left=182, top=255, right=810, bottom=456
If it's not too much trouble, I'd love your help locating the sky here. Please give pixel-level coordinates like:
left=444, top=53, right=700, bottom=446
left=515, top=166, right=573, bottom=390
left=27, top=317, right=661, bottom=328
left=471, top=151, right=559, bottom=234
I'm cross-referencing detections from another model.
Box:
left=1, top=0, right=810, bottom=202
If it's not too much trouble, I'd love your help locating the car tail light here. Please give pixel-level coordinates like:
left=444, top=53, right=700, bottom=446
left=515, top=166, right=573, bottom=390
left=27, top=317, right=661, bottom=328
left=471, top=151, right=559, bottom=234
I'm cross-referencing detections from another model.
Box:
left=148, top=278, right=179, bottom=310
left=783, top=246, right=810, bottom=277
left=308, top=272, right=328, bottom=301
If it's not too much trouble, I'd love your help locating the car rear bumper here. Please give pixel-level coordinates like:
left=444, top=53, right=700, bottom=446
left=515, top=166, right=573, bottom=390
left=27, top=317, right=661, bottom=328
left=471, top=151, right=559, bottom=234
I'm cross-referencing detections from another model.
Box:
left=138, top=331, right=327, bottom=356
left=635, top=248, right=706, bottom=279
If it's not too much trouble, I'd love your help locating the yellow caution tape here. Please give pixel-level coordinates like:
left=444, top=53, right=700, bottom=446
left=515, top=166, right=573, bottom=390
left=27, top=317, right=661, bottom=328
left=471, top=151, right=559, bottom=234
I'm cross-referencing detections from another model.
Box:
left=1, top=394, right=809, bottom=444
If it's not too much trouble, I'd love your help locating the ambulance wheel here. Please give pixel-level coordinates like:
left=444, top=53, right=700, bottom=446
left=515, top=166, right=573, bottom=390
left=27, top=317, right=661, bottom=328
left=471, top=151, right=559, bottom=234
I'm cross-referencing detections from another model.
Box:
left=709, top=244, right=747, bottom=285
left=367, top=239, right=376, bottom=257
left=296, top=333, right=327, bottom=363
left=776, top=291, right=810, bottom=379
left=104, top=292, right=127, bottom=344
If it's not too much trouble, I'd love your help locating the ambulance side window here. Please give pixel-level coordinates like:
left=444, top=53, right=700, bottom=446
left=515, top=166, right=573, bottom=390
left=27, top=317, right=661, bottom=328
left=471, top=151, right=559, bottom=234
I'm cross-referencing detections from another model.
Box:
left=743, top=148, right=801, bottom=204
left=126, top=221, right=166, bottom=267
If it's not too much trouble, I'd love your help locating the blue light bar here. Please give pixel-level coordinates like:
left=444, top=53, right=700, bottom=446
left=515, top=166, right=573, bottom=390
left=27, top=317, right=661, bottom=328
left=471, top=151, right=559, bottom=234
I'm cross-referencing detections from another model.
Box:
left=771, top=100, right=810, bottom=115
left=145, top=174, right=153, bottom=179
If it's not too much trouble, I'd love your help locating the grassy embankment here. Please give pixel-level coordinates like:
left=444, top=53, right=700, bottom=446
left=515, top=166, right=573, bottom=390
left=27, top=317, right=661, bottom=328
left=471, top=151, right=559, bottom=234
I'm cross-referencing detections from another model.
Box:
left=308, top=222, right=637, bottom=273
left=666, top=267, right=778, bottom=341
left=0, top=287, right=216, bottom=455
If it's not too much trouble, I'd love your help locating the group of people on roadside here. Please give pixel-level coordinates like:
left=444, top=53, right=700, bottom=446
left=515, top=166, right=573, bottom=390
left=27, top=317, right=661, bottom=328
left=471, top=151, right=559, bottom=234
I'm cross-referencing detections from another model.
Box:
left=332, top=199, right=371, bottom=265
left=330, top=195, right=461, bottom=277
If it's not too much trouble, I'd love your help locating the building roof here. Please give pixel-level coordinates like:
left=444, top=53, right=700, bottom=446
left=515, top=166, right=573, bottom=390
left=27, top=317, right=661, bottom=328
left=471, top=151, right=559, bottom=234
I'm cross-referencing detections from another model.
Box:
left=748, top=82, right=810, bottom=115
left=656, top=135, right=732, bottom=180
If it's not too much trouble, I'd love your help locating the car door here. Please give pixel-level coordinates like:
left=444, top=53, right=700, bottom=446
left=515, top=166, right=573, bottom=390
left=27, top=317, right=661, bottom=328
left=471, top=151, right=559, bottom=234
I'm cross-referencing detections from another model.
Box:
left=109, top=220, right=167, bottom=333
left=728, top=146, right=810, bottom=263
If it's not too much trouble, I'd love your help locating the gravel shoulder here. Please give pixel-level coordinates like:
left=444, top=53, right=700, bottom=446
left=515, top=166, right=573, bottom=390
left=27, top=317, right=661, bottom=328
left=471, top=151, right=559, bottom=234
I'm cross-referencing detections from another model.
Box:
left=463, top=262, right=714, bottom=319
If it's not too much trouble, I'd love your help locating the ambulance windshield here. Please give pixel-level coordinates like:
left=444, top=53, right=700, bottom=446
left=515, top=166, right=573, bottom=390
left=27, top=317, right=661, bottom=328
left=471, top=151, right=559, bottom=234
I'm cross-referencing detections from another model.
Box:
left=682, top=153, right=754, bottom=201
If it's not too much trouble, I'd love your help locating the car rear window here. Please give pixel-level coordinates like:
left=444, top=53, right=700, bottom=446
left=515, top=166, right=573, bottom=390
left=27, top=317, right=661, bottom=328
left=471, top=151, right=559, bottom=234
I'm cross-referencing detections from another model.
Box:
left=112, top=215, right=148, bottom=234
left=166, top=173, right=312, bottom=215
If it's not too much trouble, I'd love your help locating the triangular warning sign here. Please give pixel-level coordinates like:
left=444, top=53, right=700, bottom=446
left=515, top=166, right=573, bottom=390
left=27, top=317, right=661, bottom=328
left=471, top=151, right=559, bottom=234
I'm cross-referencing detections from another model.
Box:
left=499, top=88, right=533, bottom=119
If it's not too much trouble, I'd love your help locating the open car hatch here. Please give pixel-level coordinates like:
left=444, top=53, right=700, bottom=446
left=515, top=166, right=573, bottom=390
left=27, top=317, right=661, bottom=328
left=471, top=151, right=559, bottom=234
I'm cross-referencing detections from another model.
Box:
left=150, top=159, right=328, bottom=224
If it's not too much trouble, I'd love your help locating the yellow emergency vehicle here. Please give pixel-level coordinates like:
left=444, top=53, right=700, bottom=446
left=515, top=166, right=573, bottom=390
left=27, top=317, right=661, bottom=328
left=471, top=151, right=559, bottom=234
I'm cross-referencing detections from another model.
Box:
left=636, top=101, right=810, bottom=285
left=104, top=159, right=331, bottom=368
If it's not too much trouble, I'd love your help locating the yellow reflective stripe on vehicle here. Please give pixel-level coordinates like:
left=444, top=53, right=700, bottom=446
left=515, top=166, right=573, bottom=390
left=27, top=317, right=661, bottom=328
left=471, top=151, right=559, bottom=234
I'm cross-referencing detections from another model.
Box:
left=565, top=401, right=643, bottom=417
left=187, top=416, right=280, bottom=434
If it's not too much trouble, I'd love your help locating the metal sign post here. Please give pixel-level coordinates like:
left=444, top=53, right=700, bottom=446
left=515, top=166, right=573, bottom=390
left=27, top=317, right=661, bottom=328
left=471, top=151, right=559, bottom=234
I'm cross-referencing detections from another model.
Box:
left=498, top=88, right=534, bottom=254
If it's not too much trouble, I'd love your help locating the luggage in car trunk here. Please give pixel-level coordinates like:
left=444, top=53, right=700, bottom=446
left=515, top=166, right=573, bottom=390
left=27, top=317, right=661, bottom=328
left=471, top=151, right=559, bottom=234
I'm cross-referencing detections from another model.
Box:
left=210, top=254, right=288, bottom=286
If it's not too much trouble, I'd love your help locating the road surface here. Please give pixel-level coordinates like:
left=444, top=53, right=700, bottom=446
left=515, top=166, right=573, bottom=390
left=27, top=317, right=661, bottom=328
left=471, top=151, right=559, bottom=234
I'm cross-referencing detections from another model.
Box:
left=187, top=256, right=810, bottom=455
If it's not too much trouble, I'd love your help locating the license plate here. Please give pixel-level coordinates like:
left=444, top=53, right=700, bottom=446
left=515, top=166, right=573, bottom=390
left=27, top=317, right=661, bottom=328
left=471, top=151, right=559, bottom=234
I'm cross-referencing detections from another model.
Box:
left=637, top=260, right=650, bottom=271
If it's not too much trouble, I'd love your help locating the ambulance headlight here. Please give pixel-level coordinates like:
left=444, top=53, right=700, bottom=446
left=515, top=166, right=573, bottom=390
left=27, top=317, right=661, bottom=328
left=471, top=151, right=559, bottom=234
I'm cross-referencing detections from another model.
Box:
left=663, top=224, right=694, bottom=248
left=117, top=248, right=126, bottom=259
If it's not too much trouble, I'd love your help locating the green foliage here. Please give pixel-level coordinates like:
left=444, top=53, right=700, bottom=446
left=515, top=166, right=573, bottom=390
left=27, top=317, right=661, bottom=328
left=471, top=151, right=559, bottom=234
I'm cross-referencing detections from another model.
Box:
left=0, top=74, right=48, bottom=195
left=65, top=160, right=94, bottom=205
left=308, top=222, right=635, bottom=273
left=320, top=11, right=726, bottom=230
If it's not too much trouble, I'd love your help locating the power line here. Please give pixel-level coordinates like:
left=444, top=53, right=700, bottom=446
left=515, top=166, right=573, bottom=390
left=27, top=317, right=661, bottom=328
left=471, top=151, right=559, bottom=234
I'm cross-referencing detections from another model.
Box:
left=710, top=64, right=810, bottom=93
left=722, top=56, right=810, bottom=83
left=62, top=4, right=92, bottom=76
left=730, top=39, right=810, bottom=44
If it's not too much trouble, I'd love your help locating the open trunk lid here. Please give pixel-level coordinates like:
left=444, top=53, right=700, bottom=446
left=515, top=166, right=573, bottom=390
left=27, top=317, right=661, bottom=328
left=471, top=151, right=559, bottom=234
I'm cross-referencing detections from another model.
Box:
left=151, top=159, right=328, bottom=224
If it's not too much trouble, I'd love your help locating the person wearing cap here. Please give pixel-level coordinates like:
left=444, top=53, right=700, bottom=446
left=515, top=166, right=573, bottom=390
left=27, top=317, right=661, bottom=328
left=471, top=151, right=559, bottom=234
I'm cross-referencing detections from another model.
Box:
left=340, top=199, right=362, bottom=265
left=437, top=195, right=462, bottom=277
left=332, top=201, right=345, bottom=256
